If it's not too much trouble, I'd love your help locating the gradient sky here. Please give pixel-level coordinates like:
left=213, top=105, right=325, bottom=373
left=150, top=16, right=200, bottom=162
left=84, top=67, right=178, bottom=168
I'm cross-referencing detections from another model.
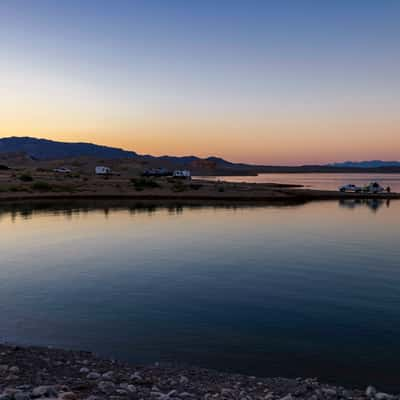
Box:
left=1, top=0, right=399, bottom=164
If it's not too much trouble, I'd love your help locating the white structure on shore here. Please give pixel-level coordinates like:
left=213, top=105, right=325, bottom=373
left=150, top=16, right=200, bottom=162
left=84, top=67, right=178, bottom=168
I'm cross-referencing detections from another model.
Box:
left=53, top=167, right=71, bottom=173
left=95, top=166, right=111, bottom=175
left=173, top=170, right=191, bottom=179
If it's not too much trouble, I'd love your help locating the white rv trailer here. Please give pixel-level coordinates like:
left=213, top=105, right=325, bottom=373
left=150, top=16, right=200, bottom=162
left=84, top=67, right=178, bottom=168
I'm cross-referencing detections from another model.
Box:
left=95, top=166, right=112, bottom=175
left=173, top=170, right=191, bottom=179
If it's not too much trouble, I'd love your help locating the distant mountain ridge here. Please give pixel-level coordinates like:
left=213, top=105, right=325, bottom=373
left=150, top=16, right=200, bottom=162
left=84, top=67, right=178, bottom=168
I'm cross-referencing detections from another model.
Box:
left=0, top=136, right=241, bottom=169
left=0, top=137, right=137, bottom=160
left=330, top=160, right=400, bottom=168
left=1, top=137, right=400, bottom=174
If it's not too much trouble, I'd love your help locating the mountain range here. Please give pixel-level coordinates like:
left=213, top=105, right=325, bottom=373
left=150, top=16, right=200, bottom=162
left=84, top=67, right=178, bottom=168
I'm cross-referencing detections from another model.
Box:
left=1, top=136, right=400, bottom=174
left=330, top=160, right=400, bottom=168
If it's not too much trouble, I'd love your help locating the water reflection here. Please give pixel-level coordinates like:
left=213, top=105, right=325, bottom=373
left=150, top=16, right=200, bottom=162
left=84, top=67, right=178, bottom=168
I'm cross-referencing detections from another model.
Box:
left=0, top=199, right=309, bottom=222
left=339, top=198, right=391, bottom=213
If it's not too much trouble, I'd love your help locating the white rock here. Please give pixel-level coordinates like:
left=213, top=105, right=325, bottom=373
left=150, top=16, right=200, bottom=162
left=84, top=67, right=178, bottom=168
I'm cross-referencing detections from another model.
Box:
left=102, top=370, right=114, bottom=380
left=79, top=367, right=90, bottom=373
left=322, top=388, right=337, bottom=397
left=366, top=386, right=377, bottom=398
left=86, top=372, right=101, bottom=380
left=127, top=385, right=137, bottom=393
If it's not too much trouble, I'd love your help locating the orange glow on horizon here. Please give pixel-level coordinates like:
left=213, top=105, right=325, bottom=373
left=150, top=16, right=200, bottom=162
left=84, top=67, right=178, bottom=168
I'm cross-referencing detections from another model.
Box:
left=1, top=113, right=399, bottom=165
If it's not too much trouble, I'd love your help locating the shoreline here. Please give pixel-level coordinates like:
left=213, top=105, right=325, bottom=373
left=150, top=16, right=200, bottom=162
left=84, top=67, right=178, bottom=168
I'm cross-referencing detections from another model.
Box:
left=0, top=188, right=399, bottom=204
left=0, top=343, right=396, bottom=400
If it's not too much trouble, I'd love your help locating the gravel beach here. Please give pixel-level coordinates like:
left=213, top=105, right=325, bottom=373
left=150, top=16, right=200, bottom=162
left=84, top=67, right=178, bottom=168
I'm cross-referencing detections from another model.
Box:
left=0, top=344, right=397, bottom=400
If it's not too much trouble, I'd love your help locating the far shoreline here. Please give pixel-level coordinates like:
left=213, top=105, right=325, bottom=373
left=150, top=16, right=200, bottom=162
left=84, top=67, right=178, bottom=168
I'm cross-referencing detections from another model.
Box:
left=0, top=187, right=399, bottom=204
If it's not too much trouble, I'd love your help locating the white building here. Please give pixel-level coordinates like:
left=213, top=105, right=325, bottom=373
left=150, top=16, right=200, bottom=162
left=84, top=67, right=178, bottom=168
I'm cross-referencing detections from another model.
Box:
left=95, top=166, right=111, bottom=175
left=173, top=170, right=191, bottom=179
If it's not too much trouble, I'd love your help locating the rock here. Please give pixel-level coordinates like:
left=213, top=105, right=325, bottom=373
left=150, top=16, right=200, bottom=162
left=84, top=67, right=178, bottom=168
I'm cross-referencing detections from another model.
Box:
left=279, top=395, right=293, bottom=400
left=130, top=372, right=143, bottom=382
left=179, top=375, right=189, bottom=385
left=102, top=370, right=114, bottom=380
left=98, top=380, right=116, bottom=394
left=79, top=367, right=90, bottom=373
left=0, top=394, right=12, bottom=400
left=366, top=387, right=377, bottom=398
left=151, top=390, right=177, bottom=400
left=322, top=388, right=337, bottom=397
left=127, top=385, right=137, bottom=393
left=375, top=393, right=394, bottom=400
left=86, top=372, right=101, bottom=380
left=32, top=385, right=58, bottom=398
left=9, top=366, right=20, bottom=374
left=221, top=388, right=235, bottom=397
left=59, top=392, right=78, bottom=400
left=14, top=393, right=30, bottom=400
left=5, top=374, right=19, bottom=380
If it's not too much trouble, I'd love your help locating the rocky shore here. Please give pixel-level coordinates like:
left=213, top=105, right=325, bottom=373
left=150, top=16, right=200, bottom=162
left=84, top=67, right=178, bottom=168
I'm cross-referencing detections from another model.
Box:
left=0, top=344, right=397, bottom=400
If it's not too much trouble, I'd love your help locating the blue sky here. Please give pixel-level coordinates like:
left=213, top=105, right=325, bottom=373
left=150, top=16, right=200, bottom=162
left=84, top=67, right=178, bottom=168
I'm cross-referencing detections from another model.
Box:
left=1, top=0, right=399, bottom=163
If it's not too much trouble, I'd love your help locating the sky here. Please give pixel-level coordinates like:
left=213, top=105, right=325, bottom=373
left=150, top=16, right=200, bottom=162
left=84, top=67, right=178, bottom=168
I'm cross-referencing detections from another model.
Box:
left=0, top=0, right=399, bottom=165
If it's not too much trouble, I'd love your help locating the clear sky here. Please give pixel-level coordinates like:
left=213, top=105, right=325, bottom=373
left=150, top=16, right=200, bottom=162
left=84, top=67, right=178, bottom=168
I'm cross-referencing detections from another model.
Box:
left=1, top=0, right=399, bottom=165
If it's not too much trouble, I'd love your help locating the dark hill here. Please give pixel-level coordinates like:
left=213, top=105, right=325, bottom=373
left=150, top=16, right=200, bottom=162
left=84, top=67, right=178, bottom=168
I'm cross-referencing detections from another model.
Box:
left=0, top=137, right=137, bottom=160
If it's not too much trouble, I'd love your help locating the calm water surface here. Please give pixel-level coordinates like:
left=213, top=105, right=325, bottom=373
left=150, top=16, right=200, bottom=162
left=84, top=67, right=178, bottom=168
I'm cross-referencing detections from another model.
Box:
left=1, top=200, right=400, bottom=389
left=197, top=173, right=400, bottom=191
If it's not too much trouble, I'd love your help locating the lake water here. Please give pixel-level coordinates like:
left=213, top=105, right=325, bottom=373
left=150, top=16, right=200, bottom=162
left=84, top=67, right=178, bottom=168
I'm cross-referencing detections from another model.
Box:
left=197, top=173, right=400, bottom=192
left=1, top=200, right=400, bottom=390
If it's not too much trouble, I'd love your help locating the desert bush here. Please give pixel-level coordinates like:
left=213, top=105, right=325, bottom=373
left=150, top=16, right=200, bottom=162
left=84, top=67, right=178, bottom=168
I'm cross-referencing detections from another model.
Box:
left=31, top=181, right=52, bottom=191
left=19, top=173, right=33, bottom=182
left=190, top=183, right=203, bottom=190
left=8, top=185, right=29, bottom=192
left=131, top=178, right=161, bottom=191
left=172, top=181, right=186, bottom=192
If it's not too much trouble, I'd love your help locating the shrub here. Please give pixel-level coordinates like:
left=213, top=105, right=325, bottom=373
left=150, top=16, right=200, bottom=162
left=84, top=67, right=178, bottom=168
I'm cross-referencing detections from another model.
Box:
left=8, top=185, right=29, bottom=192
left=19, top=173, right=33, bottom=182
left=172, top=181, right=186, bottom=192
left=190, top=183, right=203, bottom=190
left=131, top=178, right=161, bottom=191
left=31, top=181, right=52, bottom=191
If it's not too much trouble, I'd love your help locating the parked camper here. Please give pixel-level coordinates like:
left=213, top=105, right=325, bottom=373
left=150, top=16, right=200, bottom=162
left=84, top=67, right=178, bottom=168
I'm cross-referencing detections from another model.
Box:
left=53, top=167, right=71, bottom=173
left=95, top=166, right=111, bottom=175
left=173, top=170, right=191, bottom=179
